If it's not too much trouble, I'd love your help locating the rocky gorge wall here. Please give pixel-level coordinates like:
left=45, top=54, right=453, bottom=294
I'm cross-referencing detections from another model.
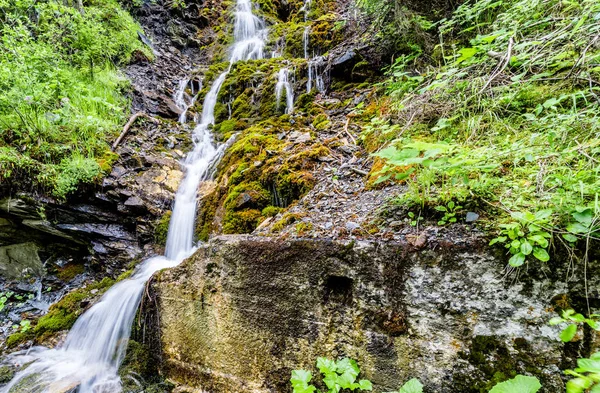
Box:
left=148, top=235, right=599, bottom=392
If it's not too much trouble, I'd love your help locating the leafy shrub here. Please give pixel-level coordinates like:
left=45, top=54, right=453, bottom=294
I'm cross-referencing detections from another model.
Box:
left=291, top=357, right=372, bottom=393
left=0, top=0, right=150, bottom=198
left=489, top=210, right=553, bottom=267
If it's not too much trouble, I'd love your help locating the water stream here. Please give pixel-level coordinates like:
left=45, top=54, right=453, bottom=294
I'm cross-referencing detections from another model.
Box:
left=275, top=67, right=294, bottom=114
left=1, top=1, right=266, bottom=392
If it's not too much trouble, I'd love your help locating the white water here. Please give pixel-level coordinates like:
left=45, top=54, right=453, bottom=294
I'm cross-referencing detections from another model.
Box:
left=307, top=57, right=325, bottom=94
left=174, top=78, right=202, bottom=124
left=303, top=26, right=310, bottom=60
left=275, top=68, right=294, bottom=114
left=1, top=1, right=266, bottom=392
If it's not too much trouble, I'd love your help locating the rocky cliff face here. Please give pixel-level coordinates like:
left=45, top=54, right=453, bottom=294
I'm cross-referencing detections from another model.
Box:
left=149, top=235, right=597, bottom=392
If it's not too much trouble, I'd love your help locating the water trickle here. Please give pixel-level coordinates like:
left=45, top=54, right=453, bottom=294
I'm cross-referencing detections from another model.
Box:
left=173, top=78, right=201, bottom=124
left=307, top=57, right=326, bottom=94
left=275, top=68, right=294, bottom=114
left=1, top=1, right=266, bottom=392
left=300, top=0, right=311, bottom=21
left=303, top=26, right=310, bottom=59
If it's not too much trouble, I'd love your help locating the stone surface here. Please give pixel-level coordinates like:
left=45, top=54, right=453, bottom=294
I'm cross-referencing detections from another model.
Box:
left=150, top=235, right=594, bottom=393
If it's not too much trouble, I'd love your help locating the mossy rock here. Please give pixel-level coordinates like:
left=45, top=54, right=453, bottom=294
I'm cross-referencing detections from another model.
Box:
left=34, top=277, right=115, bottom=341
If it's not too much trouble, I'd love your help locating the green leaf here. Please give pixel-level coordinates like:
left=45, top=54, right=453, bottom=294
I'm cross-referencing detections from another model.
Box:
left=335, top=358, right=359, bottom=379
left=566, top=377, right=592, bottom=393
left=520, top=240, right=533, bottom=256
left=532, top=247, right=550, bottom=262
left=510, top=239, right=521, bottom=249
left=316, top=357, right=336, bottom=374
left=398, top=378, right=424, bottom=393
left=489, top=375, right=542, bottom=393
left=534, top=209, right=553, bottom=221
left=528, top=235, right=549, bottom=248
left=291, top=370, right=316, bottom=393
left=567, top=223, right=589, bottom=234
left=562, top=233, right=578, bottom=243
left=572, top=209, right=593, bottom=226
left=456, top=47, right=478, bottom=64
left=549, top=317, right=564, bottom=326
left=358, top=379, right=373, bottom=390
left=509, top=253, right=526, bottom=267
left=560, top=324, right=577, bottom=342
left=373, top=173, right=392, bottom=185
left=576, top=358, right=600, bottom=373
left=489, top=236, right=507, bottom=245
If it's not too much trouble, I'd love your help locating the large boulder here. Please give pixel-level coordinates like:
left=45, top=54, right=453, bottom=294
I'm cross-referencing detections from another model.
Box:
left=148, top=235, right=595, bottom=392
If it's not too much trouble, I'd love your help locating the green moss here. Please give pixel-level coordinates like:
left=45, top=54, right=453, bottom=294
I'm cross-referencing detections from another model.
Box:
left=295, top=221, right=313, bottom=235
left=5, top=331, right=33, bottom=348
left=34, top=277, right=115, bottom=341
left=155, top=211, right=172, bottom=247
left=272, top=213, right=305, bottom=232
left=312, top=113, right=330, bottom=130
left=0, top=366, right=15, bottom=384
left=262, top=206, right=283, bottom=217
left=56, top=263, right=85, bottom=281
left=223, top=209, right=264, bottom=234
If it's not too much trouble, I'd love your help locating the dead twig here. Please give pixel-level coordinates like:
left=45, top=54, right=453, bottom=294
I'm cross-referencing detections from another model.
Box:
left=112, top=112, right=158, bottom=151
left=480, top=37, right=514, bottom=93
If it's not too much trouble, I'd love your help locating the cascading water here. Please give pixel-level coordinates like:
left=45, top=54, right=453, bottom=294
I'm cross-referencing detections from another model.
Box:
left=275, top=68, right=294, bottom=114
left=301, top=0, right=325, bottom=94
left=1, top=1, right=266, bottom=392
left=174, top=78, right=202, bottom=124
left=303, top=26, right=310, bottom=59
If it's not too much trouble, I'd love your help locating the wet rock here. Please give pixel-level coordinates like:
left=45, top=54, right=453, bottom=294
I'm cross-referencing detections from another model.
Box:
left=288, top=131, right=312, bottom=143
left=150, top=235, right=581, bottom=392
left=466, top=212, right=480, bottom=223
left=124, top=196, right=146, bottom=212
left=345, top=221, right=360, bottom=231
left=0, top=243, right=43, bottom=279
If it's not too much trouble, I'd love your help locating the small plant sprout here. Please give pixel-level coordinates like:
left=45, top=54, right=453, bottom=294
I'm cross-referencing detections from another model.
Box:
left=489, top=209, right=553, bottom=267
left=291, top=357, right=372, bottom=393
left=549, top=309, right=600, bottom=342
left=435, top=201, right=462, bottom=225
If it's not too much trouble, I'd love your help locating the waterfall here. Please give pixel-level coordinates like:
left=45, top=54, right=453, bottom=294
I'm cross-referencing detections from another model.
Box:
left=174, top=78, right=201, bottom=124
left=0, top=1, right=266, bottom=392
left=275, top=68, right=294, bottom=114
left=300, top=0, right=311, bottom=21
left=307, top=56, right=326, bottom=94
left=303, top=26, right=310, bottom=59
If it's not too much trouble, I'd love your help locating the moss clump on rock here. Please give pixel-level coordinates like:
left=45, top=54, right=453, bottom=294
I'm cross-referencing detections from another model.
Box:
left=34, top=277, right=115, bottom=342
left=155, top=211, right=172, bottom=247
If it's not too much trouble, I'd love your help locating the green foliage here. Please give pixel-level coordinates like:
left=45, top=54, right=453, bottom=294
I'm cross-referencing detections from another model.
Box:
left=564, top=352, right=600, bottom=393
left=388, top=378, right=423, bottom=393
left=549, top=309, right=600, bottom=343
left=368, top=0, right=600, bottom=267
left=0, top=0, right=149, bottom=198
left=489, top=210, right=553, bottom=267
left=435, top=201, right=462, bottom=225
left=19, top=320, right=31, bottom=333
left=291, top=357, right=372, bottom=393
left=488, top=375, right=541, bottom=393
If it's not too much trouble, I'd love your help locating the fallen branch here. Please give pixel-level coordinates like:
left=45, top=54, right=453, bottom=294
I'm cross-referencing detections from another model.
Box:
left=343, top=117, right=357, bottom=145
left=350, top=167, right=368, bottom=176
left=112, top=112, right=158, bottom=151
left=480, top=36, right=514, bottom=93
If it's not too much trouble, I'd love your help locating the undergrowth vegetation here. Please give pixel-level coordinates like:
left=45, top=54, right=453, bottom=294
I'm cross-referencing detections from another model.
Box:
left=0, top=0, right=150, bottom=198
left=362, top=0, right=600, bottom=267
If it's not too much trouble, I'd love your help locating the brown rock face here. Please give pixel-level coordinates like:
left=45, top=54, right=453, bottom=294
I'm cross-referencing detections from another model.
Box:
left=149, top=235, right=592, bottom=393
